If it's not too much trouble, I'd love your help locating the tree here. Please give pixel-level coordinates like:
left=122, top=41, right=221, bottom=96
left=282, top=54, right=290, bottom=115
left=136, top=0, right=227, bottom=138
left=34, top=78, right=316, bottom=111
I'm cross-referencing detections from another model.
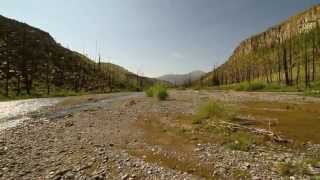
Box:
left=282, top=43, right=290, bottom=85
left=46, top=52, right=52, bottom=95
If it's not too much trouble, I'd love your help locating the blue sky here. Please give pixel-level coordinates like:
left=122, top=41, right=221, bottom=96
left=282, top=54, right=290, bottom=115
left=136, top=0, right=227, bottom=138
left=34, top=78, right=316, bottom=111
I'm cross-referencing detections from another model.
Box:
left=1, top=0, right=319, bottom=77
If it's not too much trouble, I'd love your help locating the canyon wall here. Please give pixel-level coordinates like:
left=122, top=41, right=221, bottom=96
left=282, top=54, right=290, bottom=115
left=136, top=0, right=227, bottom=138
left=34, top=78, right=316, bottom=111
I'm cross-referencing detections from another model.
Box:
left=232, top=5, right=320, bottom=58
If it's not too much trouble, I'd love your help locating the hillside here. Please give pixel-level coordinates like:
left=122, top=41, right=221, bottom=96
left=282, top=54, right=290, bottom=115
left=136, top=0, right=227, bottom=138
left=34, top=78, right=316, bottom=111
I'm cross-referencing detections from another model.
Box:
left=0, top=15, right=157, bottom=99
left=202, top=4, right=320, bottom=89
left=158, top=70, right=205, bottom=86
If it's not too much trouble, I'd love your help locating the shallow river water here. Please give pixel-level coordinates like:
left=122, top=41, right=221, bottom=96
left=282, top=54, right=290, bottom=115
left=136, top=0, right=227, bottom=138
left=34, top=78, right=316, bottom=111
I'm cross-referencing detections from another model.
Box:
left=0, top=98, right=62, bottom=131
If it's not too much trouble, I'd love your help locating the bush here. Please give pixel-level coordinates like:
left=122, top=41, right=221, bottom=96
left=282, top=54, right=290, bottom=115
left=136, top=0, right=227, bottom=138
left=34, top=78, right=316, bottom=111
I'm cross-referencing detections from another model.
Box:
left=156, top=87, right=168, bottom=100
left=196, top=100, right=225, bottom=120
left=305, top=81, right=320, bottom=97
left=235, top=82, right=250, bottom=91
left=235, top=81, right=266, bottom=91
left=145, top=84, right=168, bottom=100
left=193, top=100, right=238, bottom=124
left=145, top=87, right=154, bottom=97
left=247, top=81, right=266, bottom=91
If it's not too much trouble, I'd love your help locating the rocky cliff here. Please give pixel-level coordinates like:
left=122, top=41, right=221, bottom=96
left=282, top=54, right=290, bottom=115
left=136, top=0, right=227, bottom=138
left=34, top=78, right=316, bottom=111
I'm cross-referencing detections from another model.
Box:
left=233, top=5, right=320, bottom=57
left=201, top=4, right=320, bottom=87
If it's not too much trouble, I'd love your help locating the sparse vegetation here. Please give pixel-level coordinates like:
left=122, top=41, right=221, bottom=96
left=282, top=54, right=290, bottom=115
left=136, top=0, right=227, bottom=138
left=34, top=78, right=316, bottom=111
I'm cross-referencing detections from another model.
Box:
left=145, top=87, right=154, bottom=97
left=227, top=131, right=256, bottom=151
left=277, top=161, right=309, bottom=177
left=278, top=162, right=297, bottom=176
left=192, top=99, right=238, bottom=124
left=231, top=168, right=252, bottom=179
left=145, top=84, right=169, bottom=100
left=235, top=81, right=266, bottom=91
left=194, top=100, right=225, bottom=122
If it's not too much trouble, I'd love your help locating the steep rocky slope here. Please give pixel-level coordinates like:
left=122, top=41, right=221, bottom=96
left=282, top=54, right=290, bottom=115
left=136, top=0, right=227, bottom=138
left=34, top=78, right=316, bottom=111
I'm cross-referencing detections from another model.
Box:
left=202, top=4, right=320, bottom=87
left=0, top=15, right=157, bottom=98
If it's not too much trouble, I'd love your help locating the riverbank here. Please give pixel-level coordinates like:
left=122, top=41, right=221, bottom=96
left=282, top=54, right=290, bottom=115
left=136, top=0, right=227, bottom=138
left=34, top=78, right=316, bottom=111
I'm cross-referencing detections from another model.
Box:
left=0, top=90, right=319, bottom=179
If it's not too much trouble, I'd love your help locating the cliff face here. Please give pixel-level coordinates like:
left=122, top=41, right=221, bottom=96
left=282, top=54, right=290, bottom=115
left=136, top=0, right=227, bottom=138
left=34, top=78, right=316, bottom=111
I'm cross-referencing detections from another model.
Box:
left=233, top=5, right=320, bottom=58
left=200, top=4, right=320, bottom=87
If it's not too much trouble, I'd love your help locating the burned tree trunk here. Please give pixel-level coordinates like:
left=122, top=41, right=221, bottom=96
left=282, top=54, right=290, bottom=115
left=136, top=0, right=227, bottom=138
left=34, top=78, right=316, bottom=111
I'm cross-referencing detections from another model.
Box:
left=282, top=45, right=290, bottom=86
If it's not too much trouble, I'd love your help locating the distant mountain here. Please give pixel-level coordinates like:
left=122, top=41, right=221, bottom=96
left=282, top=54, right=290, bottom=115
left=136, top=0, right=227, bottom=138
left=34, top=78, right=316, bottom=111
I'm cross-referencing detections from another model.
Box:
left=0, top=15, right=158, bottom=98
left=157, top=71, right=205, bottom=85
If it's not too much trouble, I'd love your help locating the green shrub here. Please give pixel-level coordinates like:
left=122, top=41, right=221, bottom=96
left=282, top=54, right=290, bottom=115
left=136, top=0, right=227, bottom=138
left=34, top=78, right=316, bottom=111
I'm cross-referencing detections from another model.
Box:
left=310, top=81, right=320, bottom=90
left=235, top=81, right=266, bottom=91
left=304, top=89, right=320, bottom=97
left=265, top=83, right=282, bottom=90
left=247, top=81, right=266, bottom=91
left=304, top=81, right=320, bottom=97
left=145, top=87, right=154, bottom=97
left=196, top=100, right=225, bottom=120
left=145, top=84, right=168, bottom=100
left=156, top=87, right=168, bottom=100
left=235, top=82, right=250, bottom=91
left=193, top=100, right=238, bottom=124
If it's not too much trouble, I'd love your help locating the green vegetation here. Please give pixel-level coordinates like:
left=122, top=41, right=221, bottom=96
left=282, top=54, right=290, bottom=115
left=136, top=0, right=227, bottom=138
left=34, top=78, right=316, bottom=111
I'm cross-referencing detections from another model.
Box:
left=304, top=81, right=320, bottom=97
left=191, top=99, right=260, bottom=151
left=235, top=81, right=266, bottom=91
left=208, top=80, right=313, bottom=93
left=193, top=100, right=238, bottom=124
left=145, top=84, right=169, bottom=100
left=145, top=87, right=154, bottom=97
left=193, top=100, right=232, bottom=124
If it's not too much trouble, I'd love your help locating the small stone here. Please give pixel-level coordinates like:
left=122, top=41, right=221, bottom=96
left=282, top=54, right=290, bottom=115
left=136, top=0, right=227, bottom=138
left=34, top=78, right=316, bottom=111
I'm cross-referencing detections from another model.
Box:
left=306, top=164, right=320, bottom=175
left=65, top=121, right=74, bottom=127
left=289, top=176, right=295, bottom=180
left=313, top=162, right=320, bottom=168
left=243, top=162, right=251, bottom=169
left=64, top=114, right=73, bottom=118
left=121, top=174, right=129, bottom=180
left=252, top=176, right=260, bottom=180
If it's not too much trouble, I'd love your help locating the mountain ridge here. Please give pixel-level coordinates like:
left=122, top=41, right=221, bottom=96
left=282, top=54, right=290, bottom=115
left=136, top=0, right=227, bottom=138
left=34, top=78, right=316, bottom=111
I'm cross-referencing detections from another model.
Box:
left=158, top=70, right=205, bottom=86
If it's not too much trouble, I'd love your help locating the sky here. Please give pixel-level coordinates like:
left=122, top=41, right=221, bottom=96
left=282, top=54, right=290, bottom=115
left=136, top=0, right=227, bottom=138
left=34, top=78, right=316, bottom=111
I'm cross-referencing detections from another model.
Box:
left=1, top=0, right=319, bottom=77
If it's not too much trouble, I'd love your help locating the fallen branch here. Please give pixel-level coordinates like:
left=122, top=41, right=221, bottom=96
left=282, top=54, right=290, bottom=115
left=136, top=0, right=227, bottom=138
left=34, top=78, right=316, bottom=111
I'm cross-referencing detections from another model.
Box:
left=208, top=119, right=292, bottom=143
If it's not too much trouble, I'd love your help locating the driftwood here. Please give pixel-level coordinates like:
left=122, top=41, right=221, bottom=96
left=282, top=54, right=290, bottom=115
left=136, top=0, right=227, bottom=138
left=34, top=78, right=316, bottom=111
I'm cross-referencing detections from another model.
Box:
left=233, top=115, right=279, bottom=126
left=209, top=119, right=292, bottom=144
